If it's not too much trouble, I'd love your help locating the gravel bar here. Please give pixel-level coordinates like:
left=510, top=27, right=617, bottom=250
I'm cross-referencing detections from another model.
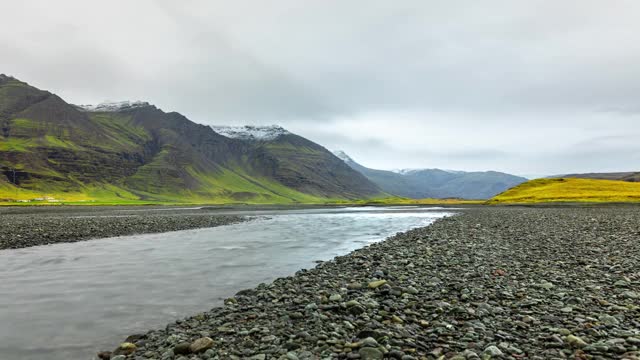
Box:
left=0, top=207, right=246, bottom=250
left=98, top=207, right=637, bottom=359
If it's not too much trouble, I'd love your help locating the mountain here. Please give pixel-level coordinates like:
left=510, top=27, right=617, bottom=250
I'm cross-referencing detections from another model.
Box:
left=551, top=172, right=640, bottom=182
left=211, top=126, right=381, bottom=198
left=333, top=150, right=527, bottom=199
left=0, top=74, right=382, bottom=203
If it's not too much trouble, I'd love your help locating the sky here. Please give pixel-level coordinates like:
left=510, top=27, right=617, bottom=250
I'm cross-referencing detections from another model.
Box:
left=2, top=0, right=640, bottom=177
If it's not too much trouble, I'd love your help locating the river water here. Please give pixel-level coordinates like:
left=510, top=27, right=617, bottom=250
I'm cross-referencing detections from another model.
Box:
left=0, top=207, right=453, bottom=360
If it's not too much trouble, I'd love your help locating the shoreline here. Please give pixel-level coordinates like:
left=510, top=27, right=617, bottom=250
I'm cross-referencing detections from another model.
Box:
left=99, top=207, right=639, bottom=359
left=0, top=206, right=246, bottom=250
left=0, top=204, right=458, bottom=251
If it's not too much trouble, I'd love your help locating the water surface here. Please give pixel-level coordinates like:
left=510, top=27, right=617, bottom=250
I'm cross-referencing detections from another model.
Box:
left=0, top=207, right=452, bottom=359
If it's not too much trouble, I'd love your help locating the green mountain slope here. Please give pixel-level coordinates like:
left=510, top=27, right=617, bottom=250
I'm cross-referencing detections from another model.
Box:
left=333, top=150, right=527, bottom=199
left=0, top=75, right=383, bottom=203
left=214, top=126, right=381, bottom=198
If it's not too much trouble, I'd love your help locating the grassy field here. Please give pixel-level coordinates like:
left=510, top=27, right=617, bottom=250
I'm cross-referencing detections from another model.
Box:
left=0, top=177, right=481, bottom=206
left=6, top=177, right=640, bottom=206
left=488, top=178, right=640, bottom=204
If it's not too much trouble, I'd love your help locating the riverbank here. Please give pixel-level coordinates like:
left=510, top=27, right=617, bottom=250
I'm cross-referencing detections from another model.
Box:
left=101, top=207, right=640, bottom=359
left=0, top=206, right=246, bottom=250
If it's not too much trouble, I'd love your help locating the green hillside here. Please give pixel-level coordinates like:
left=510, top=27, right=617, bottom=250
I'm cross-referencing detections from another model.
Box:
left=488, top=178, right=640, bottom=204
left=0, top=75, right=383, bottom=204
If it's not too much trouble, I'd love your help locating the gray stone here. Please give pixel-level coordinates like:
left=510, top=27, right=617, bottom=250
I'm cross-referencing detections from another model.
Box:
left=359, top=347, right=384, bottom=360
left=599, top=314, right=619, bottom=325
left=483, top=345, right=503, bottom=357
left=189, top=337, right=214, bottom=353
left=361, top=337, right=379, bottom=348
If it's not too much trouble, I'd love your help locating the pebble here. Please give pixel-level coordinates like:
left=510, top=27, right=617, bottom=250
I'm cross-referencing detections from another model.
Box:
left=359, top=347, right=384, bottom=360
left=368, top=279, right=387, bottom=288
left=484, top=345, right=503, bottom=356
left=189, top=336, right=214, bottom=353
left=566, top=335, right=588, bottom=348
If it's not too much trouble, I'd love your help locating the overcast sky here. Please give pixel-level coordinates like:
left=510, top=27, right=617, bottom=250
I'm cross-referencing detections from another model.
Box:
left=3, top=0, right=640, bottom=176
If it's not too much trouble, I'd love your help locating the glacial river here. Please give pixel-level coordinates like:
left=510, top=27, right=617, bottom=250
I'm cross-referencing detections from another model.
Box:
left=0, top=207, right=453, bottom=360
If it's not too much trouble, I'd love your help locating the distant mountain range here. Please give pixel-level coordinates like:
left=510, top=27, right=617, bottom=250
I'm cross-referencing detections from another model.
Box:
left=333, top=151, right=527, bottom=199
left=0, top=74, right=382, bottom=203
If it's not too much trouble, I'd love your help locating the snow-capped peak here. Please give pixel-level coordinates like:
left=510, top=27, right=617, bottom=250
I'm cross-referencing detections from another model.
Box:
left=211, top=125, right=290, bottom=141
left=332, top=150, right=355, bottom=163
left=392, top=168, right=416, bottom=175
left=77, top=101, right=150, bottom=112
left=392, top=168, right=467, bottom=175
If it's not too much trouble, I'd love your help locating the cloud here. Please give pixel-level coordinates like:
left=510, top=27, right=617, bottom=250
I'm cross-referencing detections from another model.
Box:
left=2, top=0, right=640, bottom=174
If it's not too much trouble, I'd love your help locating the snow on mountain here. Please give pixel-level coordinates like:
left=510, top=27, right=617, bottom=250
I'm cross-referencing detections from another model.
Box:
left=391, top=168, right=416, bottom=175
left=211, top=125, right=290, bottom=141
left=392, top=168, right=466, bottom=175
left=332, top=150, right=355, bottom=163
left=78, top=101, right=150, bottom=112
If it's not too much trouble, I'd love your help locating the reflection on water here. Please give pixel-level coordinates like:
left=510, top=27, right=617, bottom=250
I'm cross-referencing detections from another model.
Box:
left=0, top=207, right=453, bottom=360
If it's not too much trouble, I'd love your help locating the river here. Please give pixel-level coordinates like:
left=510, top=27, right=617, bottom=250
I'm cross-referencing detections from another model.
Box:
left=0, top=206, right=453, bottom=359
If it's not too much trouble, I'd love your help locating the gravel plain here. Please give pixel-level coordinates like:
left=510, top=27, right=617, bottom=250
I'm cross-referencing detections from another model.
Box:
left=97, top=206, right=640, bottom=359
left=0, top=206, right=245, bottom=249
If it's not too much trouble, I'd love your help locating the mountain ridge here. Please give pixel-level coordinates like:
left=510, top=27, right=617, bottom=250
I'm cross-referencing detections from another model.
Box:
left=0, top=75, right=383, bottom=203
left=333, top=150, right=527, bottom=199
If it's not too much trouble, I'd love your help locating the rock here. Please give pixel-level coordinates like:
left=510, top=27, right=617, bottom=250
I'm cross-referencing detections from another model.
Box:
left=359, top=347, right=384, bottom=360
left=111, top=356, right=126, bottom=360
left=262, top=335, right=277, bottom=342
left=566, top=335, right=588, bottom=348
left=405, top=286, right=419, bottom=294
left=124, top=334, right=145, bottom=343
left=522, top=315, right=535, bottom=323
left=189, top=337, right=214, bottom=353
left=345, top=300, right=360, bottom=307
left=627, top=337, right=640, bottom=345
left=483, top=345, right=503, bottom=356
left=329, top=293, right=342, bottom=301
left=614, top=279, right=628, bottom=287
left=599, top=314, right=619, bottom=325
left=539, top=282, right=555, bottom=289
left=97, top=351, right=112, bottom=360
left=462, top=349, right=479, bottom=359
left=173, top=342, right=192, bottom=355
left=249, top=355, right=266, bottom=360
left=113, top=342, right=137, bottom=356
left=348, top=304, right=366, bottom=315
left=361, top=337, right=379, bottom=348
left=368, top=280, right=387, bottom=289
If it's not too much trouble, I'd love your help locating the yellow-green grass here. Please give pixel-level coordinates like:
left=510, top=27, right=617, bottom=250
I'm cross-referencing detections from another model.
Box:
left=355, top=197, right=484, bottom=206
left=0, top=174, right=358, bottom=206
left=489, top=178, right=640, bottom=204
